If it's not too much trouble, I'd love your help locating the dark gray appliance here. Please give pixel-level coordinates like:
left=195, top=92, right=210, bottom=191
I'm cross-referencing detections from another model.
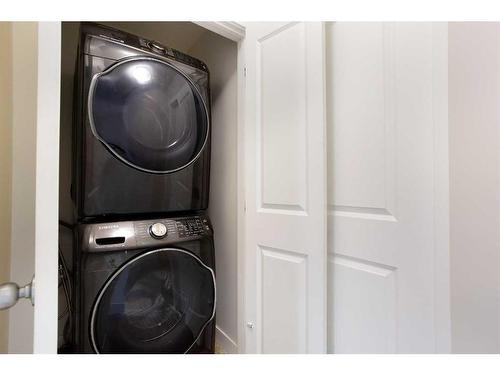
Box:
left=75, top=212, right=216, bottom=354
left=73, top=23, right=211, bottom=220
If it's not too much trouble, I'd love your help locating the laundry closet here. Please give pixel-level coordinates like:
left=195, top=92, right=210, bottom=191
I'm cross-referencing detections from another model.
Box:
left=58, top=22, right=239, bottom=353
left=2, top=21, right=456, bottom=355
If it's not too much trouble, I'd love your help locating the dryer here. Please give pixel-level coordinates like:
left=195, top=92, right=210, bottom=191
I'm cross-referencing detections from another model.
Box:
left=73, top=23, right=211, bottom=220
left=75, top=212, right=216, bottom=353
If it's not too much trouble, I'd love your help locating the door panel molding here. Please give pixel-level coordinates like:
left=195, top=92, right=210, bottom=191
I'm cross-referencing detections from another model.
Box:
left=243, top=22, right=327, bottom=353
left=326, top=22, right=450, bottom=353
left=257, top=22, right=308, bottom=214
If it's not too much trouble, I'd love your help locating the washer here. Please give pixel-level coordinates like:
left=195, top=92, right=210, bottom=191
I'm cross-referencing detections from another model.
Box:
left=73, top=23, right=211, bottom=220
left=75, top=212, right=216, bottom=353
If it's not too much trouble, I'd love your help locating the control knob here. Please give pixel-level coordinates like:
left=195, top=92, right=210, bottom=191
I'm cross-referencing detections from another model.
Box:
left=148, top=41, right=166, bottom=54
left=149, top=222, right=167, bottom=239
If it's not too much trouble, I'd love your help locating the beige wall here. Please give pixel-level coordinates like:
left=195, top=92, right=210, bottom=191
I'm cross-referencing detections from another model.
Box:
left=0, top=22, right=13, bottom=354
left=449, top=22, right=500, bottom=353
left=8, top=22, right=37, bottom=353
left=0, top=21, right=37, bottom=355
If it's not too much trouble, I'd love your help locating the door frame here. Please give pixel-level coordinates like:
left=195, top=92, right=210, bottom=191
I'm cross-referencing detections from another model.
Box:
left=33, top=22, right=61, bottom=353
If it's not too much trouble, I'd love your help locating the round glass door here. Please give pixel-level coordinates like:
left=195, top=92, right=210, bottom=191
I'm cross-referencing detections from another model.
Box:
left=89, top=57, right=209, bottom=174
left=90, top=248, right=215, bottom=354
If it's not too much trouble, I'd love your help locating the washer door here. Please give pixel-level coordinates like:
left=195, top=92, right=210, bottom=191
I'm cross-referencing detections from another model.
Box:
left=88, top=57, right=209, bottom=174
left=90, top=248, right=215, bottom=354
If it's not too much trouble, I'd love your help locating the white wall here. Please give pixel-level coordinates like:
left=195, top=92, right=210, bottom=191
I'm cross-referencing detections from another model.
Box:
left=449, top=22, right=500, bottom=353
left=0, top=22, right=13, bottom=354
left=8, top=22, right=38, bottom=354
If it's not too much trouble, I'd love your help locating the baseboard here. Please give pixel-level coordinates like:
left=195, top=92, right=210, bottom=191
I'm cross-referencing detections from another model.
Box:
left=215, top=325, right=238, bottom=354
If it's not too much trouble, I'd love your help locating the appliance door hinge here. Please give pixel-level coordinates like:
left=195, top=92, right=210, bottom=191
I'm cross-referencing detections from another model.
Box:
left=244, top=67, right=247, bottom=77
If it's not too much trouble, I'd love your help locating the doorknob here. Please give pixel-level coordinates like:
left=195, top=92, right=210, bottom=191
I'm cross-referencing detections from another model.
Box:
left=0, top=276, right=35, bottom=310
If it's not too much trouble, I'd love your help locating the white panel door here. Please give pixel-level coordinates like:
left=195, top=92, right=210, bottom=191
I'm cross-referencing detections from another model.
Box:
left=326, top=22, right=450, bottom=353
left=243, top=22, right=327, bottom=354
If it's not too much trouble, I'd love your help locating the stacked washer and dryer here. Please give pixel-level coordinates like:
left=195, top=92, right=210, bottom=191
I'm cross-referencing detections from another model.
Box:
left=70, top=23, right=216, bottom=354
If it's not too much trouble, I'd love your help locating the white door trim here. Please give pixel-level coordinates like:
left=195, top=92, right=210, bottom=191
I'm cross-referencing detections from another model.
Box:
left=235, top=31, right=247, bottom=355
left=194, top=22, right=245, bottom=42
left=33, top=21, right=61, bottom=353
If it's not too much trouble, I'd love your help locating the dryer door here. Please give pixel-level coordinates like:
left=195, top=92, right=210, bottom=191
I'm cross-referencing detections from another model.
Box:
left=88, top=57, right=209, bottom=174
left=90, top=248, right=215, bottom=354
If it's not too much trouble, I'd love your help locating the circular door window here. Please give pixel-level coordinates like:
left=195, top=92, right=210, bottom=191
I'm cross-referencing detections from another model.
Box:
left=90, top=248, right=216, bottom=354
left=88, top=57, right=209, bottom=174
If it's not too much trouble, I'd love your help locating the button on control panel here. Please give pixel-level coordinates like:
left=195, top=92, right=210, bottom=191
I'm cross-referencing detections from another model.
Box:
left=149, top=222, right=167, bottom=239
left=176, top=217, right=209, bottom=239
left=148, top=41, right=166, bottom=54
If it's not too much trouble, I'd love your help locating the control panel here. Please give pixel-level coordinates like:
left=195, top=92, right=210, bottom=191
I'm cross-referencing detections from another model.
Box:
left=84, top=23, right=209, bottom=78
left=136, top=34, right=207, bottom=70
left=176, top=216, right=210, bottom=238
left=81, top=214, right=212, bottom=253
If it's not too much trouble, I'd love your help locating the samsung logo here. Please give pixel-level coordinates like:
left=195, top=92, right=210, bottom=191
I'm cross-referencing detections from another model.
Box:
left=97, top=224, right=120, bottom=230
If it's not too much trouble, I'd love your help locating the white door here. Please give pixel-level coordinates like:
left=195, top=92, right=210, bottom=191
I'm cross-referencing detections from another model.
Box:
left=0, top=22, right=60, bottom=353
left=242, top=22, right=327, bottom=353
left=326, top=22, right=450, bottom=353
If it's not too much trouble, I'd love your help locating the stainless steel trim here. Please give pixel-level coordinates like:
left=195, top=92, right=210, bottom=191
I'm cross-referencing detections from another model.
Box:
left=98, top=34, right=125, bottom=44
left=87, top=56, right=210, bottom=175
left=89, top=248, right=216, bottom=354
